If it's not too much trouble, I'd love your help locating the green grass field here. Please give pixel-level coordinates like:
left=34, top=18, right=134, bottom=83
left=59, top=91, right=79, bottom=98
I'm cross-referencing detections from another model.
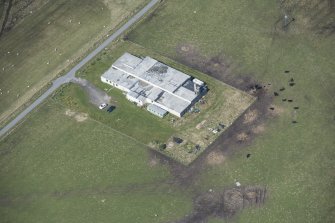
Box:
left=0, top=99, right=192, bottom=223
left=0, top=0, right=148, bottom=125
left=0, top=0, right=334, bottom=222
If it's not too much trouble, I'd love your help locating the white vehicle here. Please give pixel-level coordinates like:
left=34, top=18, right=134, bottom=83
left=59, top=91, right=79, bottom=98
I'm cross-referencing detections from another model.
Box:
left=99, top=103, right=108, bottom=110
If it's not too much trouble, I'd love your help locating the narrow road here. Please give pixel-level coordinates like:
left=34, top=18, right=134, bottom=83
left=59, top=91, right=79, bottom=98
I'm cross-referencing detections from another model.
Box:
left=0, top=0, right=160, bottom=138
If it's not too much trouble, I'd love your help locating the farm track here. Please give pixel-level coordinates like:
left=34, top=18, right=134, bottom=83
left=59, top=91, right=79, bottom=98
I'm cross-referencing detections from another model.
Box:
left=0, top=0, right=160, bottom=139
left=0, top=0, right=13, bottom=36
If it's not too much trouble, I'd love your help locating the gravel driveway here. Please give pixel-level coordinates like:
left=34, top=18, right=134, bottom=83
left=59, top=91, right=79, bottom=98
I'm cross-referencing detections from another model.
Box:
left=72, top=78, right=111, bottom=106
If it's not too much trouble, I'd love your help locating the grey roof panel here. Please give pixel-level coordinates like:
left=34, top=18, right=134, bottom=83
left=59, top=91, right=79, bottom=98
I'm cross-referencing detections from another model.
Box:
left=147, top=104, right=168, bottom=117
left=112, top=53, right=191, bottom=94
left=102, top=67, right=138, bottom=90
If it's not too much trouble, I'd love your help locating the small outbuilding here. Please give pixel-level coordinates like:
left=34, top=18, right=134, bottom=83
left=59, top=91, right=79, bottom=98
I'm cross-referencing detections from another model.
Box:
left=147, top=104, right=168, bottom=118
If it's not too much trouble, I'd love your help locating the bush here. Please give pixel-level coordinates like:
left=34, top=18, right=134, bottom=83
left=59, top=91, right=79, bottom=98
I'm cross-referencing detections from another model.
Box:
left=159, top=143, right=166, bottom=151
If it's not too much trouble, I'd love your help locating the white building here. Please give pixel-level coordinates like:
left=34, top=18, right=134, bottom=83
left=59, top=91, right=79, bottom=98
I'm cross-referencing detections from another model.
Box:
left=101, top=53, right=207, bottom=117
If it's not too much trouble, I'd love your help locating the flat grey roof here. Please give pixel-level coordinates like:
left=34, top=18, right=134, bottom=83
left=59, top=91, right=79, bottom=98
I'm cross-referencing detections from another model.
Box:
left=102, top=67, right=138, bottom=90
left=102, top=53, right=206, bottom=117
left=114, top=52, right=143, bottom=69
left=174, top=86, right=197, bottom=103
left=156, top=91, right=190, bottom=114
left=113, top=53, right=190, bottom=94
left=146, top=87, right=163, bottom=101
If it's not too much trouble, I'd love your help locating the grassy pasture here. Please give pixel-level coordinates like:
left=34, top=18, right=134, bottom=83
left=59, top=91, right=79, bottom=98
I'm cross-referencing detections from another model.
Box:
left=0, top=98, right=192, bottom=223
left=127, top=0, right=335, bottom=222
left=0, top=0, right=148, bottom=125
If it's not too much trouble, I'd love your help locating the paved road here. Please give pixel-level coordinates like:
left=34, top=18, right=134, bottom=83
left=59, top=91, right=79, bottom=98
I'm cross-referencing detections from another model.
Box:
left=0, top=0, right=160, bottom=138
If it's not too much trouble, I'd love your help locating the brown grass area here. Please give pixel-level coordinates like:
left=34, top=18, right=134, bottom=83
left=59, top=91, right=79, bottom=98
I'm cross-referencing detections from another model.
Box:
left=252, top=123, right=266, bottom=134
left=65, top=109, right=88, bottom=122
left=206, top=150, right=226, bottom=165
left=236, top=132, right=249, bottom=142
left=243, top=109, right=259, bottom=124
left=269, top=104, right=285, bottom=116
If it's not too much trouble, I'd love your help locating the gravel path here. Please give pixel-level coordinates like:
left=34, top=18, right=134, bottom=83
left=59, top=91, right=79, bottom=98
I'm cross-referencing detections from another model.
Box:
left=72, top=78, right=111, bottom=106
left=0, top=0, right=160, bottom=138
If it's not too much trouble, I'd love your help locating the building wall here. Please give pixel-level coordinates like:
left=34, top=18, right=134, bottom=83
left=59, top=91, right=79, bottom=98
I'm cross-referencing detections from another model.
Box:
left=152, top=101, right=182, bottom=117
left=126, top=94, right=144, bottom=106
left=147, top=107, right=165, bottom=118
left=101, top=76, right=130, bottom=93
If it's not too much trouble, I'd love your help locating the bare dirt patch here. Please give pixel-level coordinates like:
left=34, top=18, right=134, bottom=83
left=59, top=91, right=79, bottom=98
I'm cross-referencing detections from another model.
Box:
left=243, top=109, right=259, bottom=124
left=65, top=109, right=88, bottom=122
left=206, top=150, right=226, bottom=165
left=236, top=132, right=249, bottom=142
left=196, top=119, right=206, bottom=130
left=74, top=112, right=88, bottom=122
left=181, top=46, right=190, bottom=52
left=148, top=152, right=160, bottom=167
left=65, top=109, right=76, bottom=117
left=252, top=123, right=266, bottom=134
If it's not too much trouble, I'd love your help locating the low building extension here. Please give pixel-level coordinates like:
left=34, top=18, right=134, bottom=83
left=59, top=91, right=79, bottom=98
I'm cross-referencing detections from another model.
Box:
left=101, top=53, right=207, bottom=117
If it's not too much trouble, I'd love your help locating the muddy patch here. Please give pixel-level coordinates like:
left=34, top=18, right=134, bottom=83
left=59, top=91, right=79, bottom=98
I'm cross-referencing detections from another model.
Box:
left=173, top=186, right=267, bottom=223
left=65, top=109, right=88, bottom=122
left=206, top=150, right=226, bottom=165
left=243, top=109, right=259, bottom=124
left=236, top=132, right=250, bottom=142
